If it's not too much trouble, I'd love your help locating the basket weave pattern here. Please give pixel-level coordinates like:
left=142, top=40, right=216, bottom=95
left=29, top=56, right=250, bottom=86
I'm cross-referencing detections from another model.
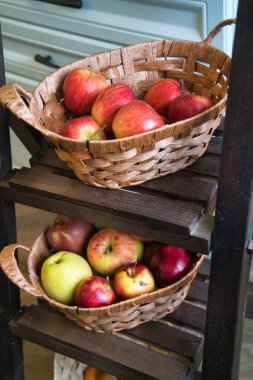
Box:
left=0, top=233, right=204, bottom=333
left=0, top=19, right=235, bottom=189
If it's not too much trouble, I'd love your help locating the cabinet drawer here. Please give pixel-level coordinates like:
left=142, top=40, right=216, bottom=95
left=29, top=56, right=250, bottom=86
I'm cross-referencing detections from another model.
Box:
left=1, top=16, right=119, bottom=85
left=1, top=0, right=207, bottom=44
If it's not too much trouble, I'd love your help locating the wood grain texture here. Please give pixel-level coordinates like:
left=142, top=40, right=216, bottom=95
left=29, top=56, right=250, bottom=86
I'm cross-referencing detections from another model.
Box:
left=202, top=1, right=253, bottom=379
left=0, top=25, right=24, bottom=380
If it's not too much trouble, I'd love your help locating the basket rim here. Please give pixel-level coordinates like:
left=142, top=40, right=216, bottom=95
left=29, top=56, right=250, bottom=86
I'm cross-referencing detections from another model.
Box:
left=28, top=232, right=204, bottom=317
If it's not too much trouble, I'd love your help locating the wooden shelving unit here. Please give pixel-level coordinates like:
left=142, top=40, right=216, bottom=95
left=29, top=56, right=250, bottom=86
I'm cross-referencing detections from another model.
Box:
left=0, top=1, right=253, bottom=379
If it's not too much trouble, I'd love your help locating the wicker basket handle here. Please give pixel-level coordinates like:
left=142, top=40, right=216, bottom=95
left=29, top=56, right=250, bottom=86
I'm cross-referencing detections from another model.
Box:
left=202, top=18, right=236, bottom=45
left=0, top=243, right=43, bottom=297
left=0, top=82, right=50, bottom=135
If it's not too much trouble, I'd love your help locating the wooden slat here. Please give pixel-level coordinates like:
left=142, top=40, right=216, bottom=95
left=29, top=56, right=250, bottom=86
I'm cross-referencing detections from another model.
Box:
left=127, top=321, right=202, bottom=360
left=0, top=177, right=214, bottom=253
left=166, top=302, right=206, bottom=332
left=202, top=2, right=253, bottom=378
left=9, top=114, right=41, bottom=155
left=0, top=26, right=24, bottom=380
left=184, top=154, right=220, bottom=178
left=9, top=304, right=193, bottom=380
left=206, top=137, right=223, bottom=155
left=30, top=148, right=217, bottom=207
left=187, top=279, right=209, bottom=304
left=8, top=166, right=204, bottom=235
left=137, top=175, right=217, bottom=207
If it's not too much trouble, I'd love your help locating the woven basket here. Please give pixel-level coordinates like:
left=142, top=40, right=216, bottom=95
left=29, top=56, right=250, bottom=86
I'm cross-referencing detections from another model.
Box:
left=0, top=232, right=204, bottom=333
left=0, top=19, right=235, bottom=189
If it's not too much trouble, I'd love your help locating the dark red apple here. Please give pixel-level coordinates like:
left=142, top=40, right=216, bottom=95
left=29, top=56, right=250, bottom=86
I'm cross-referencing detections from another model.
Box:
left=150, top=245, right=192, bottom=287
left=63, top=68, right=108, bottom=115
left=144, top=79, right=183, bottom=117
left=112, top=100, right=164, bottom=138
left=168, top=94, right=214, bottom=123
left=91, top=82, right=136, bottom=136
left=46, top=215, right=95, bottom=255
left=75, top=276, right=116, bottom=308
left=60, top=115, right=107, bottom=141
left=144, top=242, right=163, bottom=267
left=114, top=263, right=155, bottom=299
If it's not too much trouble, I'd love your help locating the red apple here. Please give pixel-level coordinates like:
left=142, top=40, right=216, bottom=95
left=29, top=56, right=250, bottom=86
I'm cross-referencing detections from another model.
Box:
left=87, top=228, right=144, bottom=276
left=63, top=68, right=108, bottom=115
left=150, top=245, right=192, bottom=287
left=144, top=241, right=163, bottom=267
left=168, top=94, right=214, bottom=123
left=144, top=79, right=183, bottom=117
left=112, top=100, right=165, bottom=138
left=60, top=116, right=107, bottom=141
left=75, top=276, right=116, bottom=308
left=91, top=82, right=136, bottom=136
left=46, top=215, right=95, bottom=255
left=114, top=263, right=155, bottom=299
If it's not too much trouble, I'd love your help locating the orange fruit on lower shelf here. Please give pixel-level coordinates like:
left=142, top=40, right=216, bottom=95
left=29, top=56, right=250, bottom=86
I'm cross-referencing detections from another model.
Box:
left=84, top=366, right=120, bottom=380
left=84, top=367, right=99, bottom=380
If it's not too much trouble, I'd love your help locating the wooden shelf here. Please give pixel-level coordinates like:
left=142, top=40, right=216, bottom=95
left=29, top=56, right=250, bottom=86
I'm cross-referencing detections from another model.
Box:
left=0, top=136, right=222, bottom=254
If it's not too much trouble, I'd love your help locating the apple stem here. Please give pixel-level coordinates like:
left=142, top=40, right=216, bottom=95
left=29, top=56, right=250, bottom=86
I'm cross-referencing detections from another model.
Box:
left=105, top=244, right=112, bottom=255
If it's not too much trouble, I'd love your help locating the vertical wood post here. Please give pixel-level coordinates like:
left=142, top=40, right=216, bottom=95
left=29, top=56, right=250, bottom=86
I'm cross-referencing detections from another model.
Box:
left=0, top=25, right=24, bottom=380
left=202, top=0, right=253, bottom=378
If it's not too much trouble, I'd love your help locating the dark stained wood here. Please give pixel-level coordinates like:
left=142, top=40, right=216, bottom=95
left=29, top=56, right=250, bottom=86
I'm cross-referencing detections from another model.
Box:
left=128, top=321, right=202, bottom=360
left=9, top=114, right=41, bottom=156
left=30, top=148, right=217, bottom=207
left=7, top=166, right=205, bottom=235
left=9, top=304, right=194, bottom=380
left=202, top=2, right=253, bottom=379
left=206, top=137, right=223, bottom=155
left=184, top=153, right=220, bottom=178
left=0, top=26, right=24, bottom=380
left=0, top=175, right=214, bottom=253
left=166, top=302, right=206, bottom=332
left=187, top=279, right=209, bottom=304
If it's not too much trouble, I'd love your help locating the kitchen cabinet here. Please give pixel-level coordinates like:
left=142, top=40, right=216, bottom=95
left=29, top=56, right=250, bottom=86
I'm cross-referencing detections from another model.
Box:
left=0, top=0, right=252, bottom=379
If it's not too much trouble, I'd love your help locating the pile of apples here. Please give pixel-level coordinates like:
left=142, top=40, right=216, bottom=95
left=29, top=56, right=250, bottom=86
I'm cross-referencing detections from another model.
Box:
left=59, top=67, right=214, bottom=141
left=40, top=215, right=193, bottom=308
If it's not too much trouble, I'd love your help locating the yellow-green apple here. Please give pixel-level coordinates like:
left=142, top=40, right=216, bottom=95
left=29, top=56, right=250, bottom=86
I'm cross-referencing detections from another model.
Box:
left=87, top=228, right=144, bottom=276
left=150, top=245, right=191, bottom=287
left=75, top=276, right=116, bottom=308
left=144, top=79, right=183, bottom=117
left=112, top=100, right=165, bottom=138
left=168, top=94, right=214, bottom=123
left=63, top=68, right=108, bottom=115
left=91, top=82, right=136, bottom=136
left=60, top=116, right=107, bottom=141
left=113, top=263, right=155, bottom=299
left=41, top=251, right=93, bottom=305
left=46, top=215, right=95, bottom=255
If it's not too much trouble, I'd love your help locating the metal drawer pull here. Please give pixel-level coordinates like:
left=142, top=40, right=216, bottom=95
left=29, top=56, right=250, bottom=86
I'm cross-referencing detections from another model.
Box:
left=34, top=54, right=60, bottom=69
left=35, top=0, right=83, bottom=8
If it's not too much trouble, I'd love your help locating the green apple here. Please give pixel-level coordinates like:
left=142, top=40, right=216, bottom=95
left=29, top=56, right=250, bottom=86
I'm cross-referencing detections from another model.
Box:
left=41, top=251, right=93, bottom=305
